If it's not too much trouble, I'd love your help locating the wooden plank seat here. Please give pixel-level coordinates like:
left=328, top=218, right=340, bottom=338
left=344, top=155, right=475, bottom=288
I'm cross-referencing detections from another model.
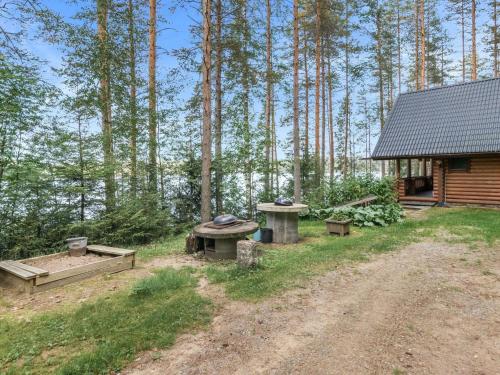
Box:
left=334, top=194, right=378, bottom=209
left=0, top=260, right=49, bottom=280
left=87, top=245, right=135, bottom=257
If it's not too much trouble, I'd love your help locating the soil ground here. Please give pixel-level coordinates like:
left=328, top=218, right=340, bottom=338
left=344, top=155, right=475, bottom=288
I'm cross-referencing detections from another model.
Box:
left=123, top=240, right=500, bottom=375
left=0, top=254, right=204, bottom=317
left=25, top=252, right=114, bottom=273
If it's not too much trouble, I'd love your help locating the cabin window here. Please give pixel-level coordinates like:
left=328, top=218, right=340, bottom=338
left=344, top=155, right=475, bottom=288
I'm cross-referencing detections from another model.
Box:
left=448, top=158, right=470, bottom=172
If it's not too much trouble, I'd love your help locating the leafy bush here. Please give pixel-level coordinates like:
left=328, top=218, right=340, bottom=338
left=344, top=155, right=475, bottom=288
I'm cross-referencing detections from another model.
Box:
left=306, top=175, right=398, bottom=219
left=327, top=210, right=352, bottom=222
left=331, top=204, right=404, bottom=227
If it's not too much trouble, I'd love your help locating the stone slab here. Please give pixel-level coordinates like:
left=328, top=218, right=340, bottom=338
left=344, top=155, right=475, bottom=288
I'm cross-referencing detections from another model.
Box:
left=256, top=203, right=308, bottom=213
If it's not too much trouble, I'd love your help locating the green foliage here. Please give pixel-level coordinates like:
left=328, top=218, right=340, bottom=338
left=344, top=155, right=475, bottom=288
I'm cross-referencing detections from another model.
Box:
left=307, top=175, right=397, bottom=220
left=69, top=200, right=172, bottom=246
left=331, top=204, right=405, bottom=227
left=327, top=210, right=352, bottom=222
left=0, top=268, right=211, bottom=374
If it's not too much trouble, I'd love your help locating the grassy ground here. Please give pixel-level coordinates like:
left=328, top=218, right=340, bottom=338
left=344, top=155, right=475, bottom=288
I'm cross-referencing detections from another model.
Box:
left=205, top=208, right=500, bottom=301
left=0, top=268, right=211, bottom=375
left=1, top=207, right=499, bottom=374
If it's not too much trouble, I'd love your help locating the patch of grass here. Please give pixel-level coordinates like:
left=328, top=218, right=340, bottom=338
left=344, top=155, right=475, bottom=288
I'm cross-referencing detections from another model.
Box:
left=133, top=233, right=187, bottom=260
left=206, top=208, right=500, bottom=301
left=0, top=268, right=211, bottom=374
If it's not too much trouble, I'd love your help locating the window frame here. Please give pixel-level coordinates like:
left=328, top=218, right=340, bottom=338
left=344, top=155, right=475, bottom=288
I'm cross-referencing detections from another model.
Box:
left=447, top=157, right=471, bottom=173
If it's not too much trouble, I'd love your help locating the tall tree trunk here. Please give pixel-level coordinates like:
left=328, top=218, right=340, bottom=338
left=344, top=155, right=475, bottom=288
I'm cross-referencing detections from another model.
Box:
left=292, top=0, right=301, bottom=202
left=201, top=0, right=212, bottom=223
left=214, top=0, right=223, bottom=214
left=97, top=0, right=115, bottom=212
left=127, top=0, right=138, bottom=198
left=77, top=114, right=85, bottom=222
left=376, top=4, right=385, bottom=176
left=419, top=0, right=425, bottom=88
left=304, top=31, right=310, bottom=165
left=321, top=39, right=326, bottom=181
left=272, top=93, right=279, bottom=196
left=264, top=0, right=272, bottom=199
left=494, top=0, right=499, bottom=77
left=415, top=0, right=420, bottom=90
left=471, top=0, right=477, bottom=80
left=343, top=0, right=349, bottom=178
left=314, top=0, right=321, bottom=184
left=241, top=1, right=252, bottom=217
left=397, top=0, right=402, bottom=94
left=148, top=0, right=158, bottom=196
left=461, top=0, right=465, bottom=81
left=327, top=54, right=334, bottom=184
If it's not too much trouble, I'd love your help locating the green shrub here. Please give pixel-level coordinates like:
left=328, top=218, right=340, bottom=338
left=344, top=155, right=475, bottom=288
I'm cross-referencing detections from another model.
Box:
left=332, top=204, right=405, bottom=227
left=307, top=175, right=397, bottom=220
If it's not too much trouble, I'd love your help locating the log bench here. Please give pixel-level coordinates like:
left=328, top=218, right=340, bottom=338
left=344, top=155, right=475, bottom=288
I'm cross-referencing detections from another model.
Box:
left=333, top=194, right=378, bottom=209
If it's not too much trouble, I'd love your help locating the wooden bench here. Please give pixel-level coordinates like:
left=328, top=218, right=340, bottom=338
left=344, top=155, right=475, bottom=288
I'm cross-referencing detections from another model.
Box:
left=334, top=194, right=378, bottom=209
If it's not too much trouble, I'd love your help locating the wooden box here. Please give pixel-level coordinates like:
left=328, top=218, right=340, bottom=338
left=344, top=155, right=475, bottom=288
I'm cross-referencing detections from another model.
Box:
left=0, top=245, right=135, bottom=294
left=325, top=219, right=352, bottom=237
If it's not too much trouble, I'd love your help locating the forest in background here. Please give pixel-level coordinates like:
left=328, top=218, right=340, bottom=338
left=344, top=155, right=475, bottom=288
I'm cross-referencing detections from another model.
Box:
left=0, top=0, right=498, bottom=259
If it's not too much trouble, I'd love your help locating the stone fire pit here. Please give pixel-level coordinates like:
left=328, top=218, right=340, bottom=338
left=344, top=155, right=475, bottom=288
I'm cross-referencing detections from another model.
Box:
left=193, top=221, right=259, bottom=260
left=256, top=203, right=308, bottom=244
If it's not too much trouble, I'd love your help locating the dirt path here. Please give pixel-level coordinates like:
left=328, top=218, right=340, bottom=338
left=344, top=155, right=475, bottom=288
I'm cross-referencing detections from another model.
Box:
left=125, top=240, right=500, bottom=375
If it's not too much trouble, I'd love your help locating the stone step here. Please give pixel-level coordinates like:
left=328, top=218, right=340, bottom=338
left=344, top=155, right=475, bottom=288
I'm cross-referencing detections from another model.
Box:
left=399, top=200, right=437, bottom=207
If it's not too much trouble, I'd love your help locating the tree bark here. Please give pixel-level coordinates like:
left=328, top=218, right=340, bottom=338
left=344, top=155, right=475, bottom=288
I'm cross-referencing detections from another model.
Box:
left=419, top=0, right=425, bottom=88
left=397, top=0, right=401, bottom=94
left=241, top=1, right=252, bottom=217
left=321, top=38, right=326, bottom=181
left=264, top=0, right=272, bottom=199
left=148, top=0, right=158, bottom=196
left=327, top=53, right=334, bottom=184
left=97, top=0, right=115, bottom=212
left=292, top=0, right=301, bottom=202
left=214, top=0, right=223, bottom=214
left=461, top=0, right=465, bottom=82
left=471, top=0, right=477, bottom=80
left=343, top=0, right=349, bottom=178
left=376, top=4, right=385, bottom=176
left=415, top=0, right=420, bottom=90
left=201, top=0, right=212, bottom=223
left=314, top=0, right=321, bottom=184
left=303, top=30, right=309, bottom=164
left=77, top=114, right=85, bottom=222
left=127, top=0, right=138, bottom=198
left=494, top=0, right=499, bottom=77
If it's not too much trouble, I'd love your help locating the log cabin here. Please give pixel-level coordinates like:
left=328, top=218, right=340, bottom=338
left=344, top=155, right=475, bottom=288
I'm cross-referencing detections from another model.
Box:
left=372, top=77, right=500, bottom=207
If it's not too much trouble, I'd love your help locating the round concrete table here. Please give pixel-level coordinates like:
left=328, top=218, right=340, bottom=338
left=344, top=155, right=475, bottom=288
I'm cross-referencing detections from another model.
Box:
left=193, top=221, right=258, bottom=260
left=256, top=203, right=308, bottom=244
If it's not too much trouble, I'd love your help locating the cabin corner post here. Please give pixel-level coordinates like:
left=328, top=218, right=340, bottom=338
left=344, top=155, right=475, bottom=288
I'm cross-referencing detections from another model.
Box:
left=395, top=159, right=401, bottom=201
left=436, top=158, right=446, bottom=206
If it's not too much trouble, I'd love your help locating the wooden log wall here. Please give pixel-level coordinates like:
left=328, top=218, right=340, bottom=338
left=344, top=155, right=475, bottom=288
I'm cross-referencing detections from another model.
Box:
left=444, top=155, right=500, bottom=205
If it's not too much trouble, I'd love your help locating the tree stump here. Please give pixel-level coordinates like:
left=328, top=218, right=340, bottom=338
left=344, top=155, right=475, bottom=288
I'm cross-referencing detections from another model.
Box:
left=237, top=240, right=258, bottom=268
left=185, top=233, right=197, bottom=254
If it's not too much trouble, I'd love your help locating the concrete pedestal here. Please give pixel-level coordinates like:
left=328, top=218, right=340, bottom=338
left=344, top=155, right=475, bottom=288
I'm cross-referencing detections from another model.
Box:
left=257, top=203, right=308, bottom=244
left=193, top=221, right=259, bottom=260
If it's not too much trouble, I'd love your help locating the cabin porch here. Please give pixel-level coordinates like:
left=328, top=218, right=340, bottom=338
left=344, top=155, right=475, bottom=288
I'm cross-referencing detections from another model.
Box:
left=395, top=158, right=438, bottom=203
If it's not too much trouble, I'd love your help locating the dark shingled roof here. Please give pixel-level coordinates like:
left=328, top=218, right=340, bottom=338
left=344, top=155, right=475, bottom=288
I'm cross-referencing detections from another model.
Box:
left=372, top=77, right=500, bottom=160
